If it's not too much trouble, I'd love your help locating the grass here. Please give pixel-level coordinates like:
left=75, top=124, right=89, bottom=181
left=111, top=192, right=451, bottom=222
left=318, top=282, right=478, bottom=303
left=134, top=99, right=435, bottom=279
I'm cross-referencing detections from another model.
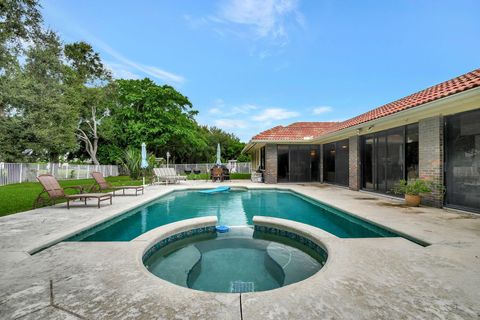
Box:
left=186, top=173, right=251, bottom=180
left=0, top=176, right=142, bottom=217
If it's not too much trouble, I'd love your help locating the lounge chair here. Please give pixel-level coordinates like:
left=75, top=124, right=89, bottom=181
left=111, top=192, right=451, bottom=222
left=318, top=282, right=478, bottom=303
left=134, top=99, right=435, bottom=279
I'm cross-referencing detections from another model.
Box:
left=91, top=172, right=144, bottom=196
left=165, top=168, right=187, bottom=183
left=152, top=168, right=187, bottom=184
left=153, top=168, right=172, bottom=185
left=34, top=174, right=112, bottom=209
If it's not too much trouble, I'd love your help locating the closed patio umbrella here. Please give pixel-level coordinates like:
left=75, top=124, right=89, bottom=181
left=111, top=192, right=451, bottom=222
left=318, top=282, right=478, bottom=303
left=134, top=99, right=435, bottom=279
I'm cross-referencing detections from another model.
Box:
left=141, top=143, right=148, bottom=185
left=216, top=143, right=222, bottom=166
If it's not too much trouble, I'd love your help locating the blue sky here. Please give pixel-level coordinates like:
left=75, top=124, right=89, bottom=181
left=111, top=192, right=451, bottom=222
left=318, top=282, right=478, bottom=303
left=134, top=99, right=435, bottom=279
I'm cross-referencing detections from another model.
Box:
left=41, top=0, right=480, bottom=141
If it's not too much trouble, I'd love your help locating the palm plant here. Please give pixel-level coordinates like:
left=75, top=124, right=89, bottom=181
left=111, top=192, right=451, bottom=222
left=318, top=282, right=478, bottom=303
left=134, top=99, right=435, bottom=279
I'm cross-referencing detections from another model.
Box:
left=118, top=147, right=141, bottom=179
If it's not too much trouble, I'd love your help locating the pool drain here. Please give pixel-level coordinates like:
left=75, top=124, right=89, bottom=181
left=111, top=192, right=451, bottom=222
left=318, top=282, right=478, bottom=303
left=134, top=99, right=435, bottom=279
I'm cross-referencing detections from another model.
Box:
left=230, top=281, right=255, bottom=293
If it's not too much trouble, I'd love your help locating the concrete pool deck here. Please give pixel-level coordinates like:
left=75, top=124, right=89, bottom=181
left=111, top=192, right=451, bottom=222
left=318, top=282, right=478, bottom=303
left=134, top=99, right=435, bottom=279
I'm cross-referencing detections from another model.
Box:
left=0, top=181, right=479, bottom=319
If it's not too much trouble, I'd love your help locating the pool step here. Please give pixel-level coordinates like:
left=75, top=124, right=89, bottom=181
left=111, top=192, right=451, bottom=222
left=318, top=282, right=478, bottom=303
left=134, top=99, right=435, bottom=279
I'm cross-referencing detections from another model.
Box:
left=266, top=243, right=321, bottom=286
left=147, top=245, right=201, bottom=287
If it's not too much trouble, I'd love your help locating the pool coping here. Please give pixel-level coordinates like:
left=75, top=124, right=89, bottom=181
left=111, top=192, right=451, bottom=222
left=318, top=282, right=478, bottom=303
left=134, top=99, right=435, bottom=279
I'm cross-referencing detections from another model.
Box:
left=132, top=216, right=334, bottom=296
left=27, top=185, right=429, bottom=254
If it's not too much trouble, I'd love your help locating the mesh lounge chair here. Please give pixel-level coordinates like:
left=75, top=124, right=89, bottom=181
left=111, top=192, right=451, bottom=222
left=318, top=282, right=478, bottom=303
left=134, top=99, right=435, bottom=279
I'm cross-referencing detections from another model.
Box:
left=91, top=172, right=144, bottom=196
left=153, top=168, right=172, bottom=185
left=153, top=168, right=187, bottom=184
left=165, top=168, right=187, bottom=183
left=34, top=174, right=112, bottom=209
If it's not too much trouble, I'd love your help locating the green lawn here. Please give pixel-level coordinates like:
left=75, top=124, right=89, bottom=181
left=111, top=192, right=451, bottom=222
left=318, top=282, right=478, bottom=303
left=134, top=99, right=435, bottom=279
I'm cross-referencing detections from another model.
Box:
left=0, top=176, right=142, bottom=217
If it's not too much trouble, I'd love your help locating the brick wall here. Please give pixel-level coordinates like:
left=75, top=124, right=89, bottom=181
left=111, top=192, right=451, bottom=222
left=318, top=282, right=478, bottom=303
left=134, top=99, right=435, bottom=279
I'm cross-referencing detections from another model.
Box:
left=348, top=136, right=361, bottom=190
left=419, top=116, right=444, bottom=207
left=264, top=144, right=278, bottom=184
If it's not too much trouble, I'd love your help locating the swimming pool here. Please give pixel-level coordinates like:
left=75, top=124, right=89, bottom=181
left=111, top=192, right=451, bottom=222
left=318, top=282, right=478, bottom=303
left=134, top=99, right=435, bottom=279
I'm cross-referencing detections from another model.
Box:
left=67, top=188, right=406, bottom=242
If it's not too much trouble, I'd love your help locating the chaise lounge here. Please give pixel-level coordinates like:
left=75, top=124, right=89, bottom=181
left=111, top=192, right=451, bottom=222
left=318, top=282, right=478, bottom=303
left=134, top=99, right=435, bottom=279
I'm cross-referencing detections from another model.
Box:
left=153, top=168, right=187, bottom=184
left=91, top=171, right=144, bottom=196
left=34, top=174, right=113, bottom=209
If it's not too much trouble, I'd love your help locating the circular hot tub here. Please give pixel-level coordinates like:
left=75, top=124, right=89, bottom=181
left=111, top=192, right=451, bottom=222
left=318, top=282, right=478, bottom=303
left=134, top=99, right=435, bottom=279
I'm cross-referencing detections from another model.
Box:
left=143, top=225, right=327, bottom=293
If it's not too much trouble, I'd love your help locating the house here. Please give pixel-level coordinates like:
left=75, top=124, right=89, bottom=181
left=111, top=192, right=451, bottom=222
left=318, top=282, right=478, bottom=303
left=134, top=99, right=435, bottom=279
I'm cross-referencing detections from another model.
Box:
left=243, top=69, right=480, bottom=212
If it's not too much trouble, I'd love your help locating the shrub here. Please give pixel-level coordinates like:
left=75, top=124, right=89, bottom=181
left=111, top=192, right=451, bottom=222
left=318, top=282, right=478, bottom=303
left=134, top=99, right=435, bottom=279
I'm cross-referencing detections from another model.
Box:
left=117, top=147, right=141, bottom=179
left=393, top=179, right=435, bottom=196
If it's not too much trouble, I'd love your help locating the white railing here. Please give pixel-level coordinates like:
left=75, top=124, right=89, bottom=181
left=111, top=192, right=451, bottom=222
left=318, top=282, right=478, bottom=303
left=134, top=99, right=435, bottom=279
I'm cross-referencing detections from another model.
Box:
left=161, top=162, right=252, bottom=174
left=0, top=162, right=119, bottom=186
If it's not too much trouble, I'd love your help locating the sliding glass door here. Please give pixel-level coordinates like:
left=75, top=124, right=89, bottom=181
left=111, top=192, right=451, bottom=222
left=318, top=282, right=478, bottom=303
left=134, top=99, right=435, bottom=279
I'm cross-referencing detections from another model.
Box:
left=277, top=145, right=289, bottom=182
left=361, top=124, right=418, bottom=194
left=323, top=139, right=349, bottom=186
left=445, top=109, right=480, bottom=212
left=276, top=145, right=320, bottom=182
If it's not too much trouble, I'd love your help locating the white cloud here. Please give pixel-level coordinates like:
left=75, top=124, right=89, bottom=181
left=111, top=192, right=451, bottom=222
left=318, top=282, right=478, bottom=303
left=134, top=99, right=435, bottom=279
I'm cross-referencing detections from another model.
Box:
left=312, top=106, right=332, bottom=115
left=252, top=108, right=299, bottom=121
left=41, top=3, right=184, bottom=84
left=209, top=107, right=221, bottom=113
left=105, top=61, right=141, bottom=80
left=95, top=39, right=184, bottom=83
left=231, top=104, right=258, bottom=115
left=214, top=119, right=248, bottom=129
left=209, top=101, right=257, bottom=116
left=218, top=0, right=301, bottom=40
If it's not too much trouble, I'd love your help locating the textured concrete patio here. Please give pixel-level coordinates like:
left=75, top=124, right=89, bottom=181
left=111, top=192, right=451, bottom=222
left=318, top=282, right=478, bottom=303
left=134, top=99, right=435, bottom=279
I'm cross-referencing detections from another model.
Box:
left=0, top=181, right=479, bottom=319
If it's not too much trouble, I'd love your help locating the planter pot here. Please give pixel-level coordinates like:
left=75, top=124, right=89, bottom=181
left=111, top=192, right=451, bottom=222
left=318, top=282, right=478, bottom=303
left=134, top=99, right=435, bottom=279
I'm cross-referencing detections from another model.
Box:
left=405, top=194, right=421, bottom=207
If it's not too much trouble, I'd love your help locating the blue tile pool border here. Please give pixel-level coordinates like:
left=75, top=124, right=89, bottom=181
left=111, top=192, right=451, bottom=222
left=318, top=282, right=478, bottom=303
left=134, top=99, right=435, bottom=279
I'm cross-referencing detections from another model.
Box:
left=254, top=225, right=328, bottom=263
left=142, top=226, right=216, bottom=263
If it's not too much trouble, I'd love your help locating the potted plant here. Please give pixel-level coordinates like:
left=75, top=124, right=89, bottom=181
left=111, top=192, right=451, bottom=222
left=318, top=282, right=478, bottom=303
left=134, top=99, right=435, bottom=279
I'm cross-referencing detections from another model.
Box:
left=393, top=179, right=436, bottom=207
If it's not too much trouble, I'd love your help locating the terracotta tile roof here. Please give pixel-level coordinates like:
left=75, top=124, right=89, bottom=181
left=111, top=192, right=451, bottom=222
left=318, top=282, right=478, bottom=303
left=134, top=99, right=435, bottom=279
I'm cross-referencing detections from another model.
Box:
left=250, top=69, right=480, bottom=142
left=252, top=122, right=339, bottom=141
left=332, top=68, right=480, bottom=131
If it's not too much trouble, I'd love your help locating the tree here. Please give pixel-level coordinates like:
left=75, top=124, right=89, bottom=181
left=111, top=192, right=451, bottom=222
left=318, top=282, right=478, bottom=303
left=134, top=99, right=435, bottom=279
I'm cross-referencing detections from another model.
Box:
left=0, top=0, right=43, bottom=69
left=200, top=126, right=248, bottom=163
left=64, top=41, right=112, bottom=165
left=7, top=32, right=79, bottom=161
left=108, top=78, right=207, bottom=161
left=0, top=0, right=43, bottom=117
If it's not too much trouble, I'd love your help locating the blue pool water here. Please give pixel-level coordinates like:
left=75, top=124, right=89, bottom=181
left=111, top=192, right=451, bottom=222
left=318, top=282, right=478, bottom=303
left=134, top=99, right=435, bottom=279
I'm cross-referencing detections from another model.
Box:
left=68, top=188, right=400, bottom=241
left=144, top=227, right=326, bottom=293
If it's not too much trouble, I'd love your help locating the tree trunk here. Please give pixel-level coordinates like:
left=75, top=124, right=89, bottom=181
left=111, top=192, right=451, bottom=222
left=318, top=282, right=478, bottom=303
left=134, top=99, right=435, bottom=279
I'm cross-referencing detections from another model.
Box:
left=91, top=136, right=99, bottom=165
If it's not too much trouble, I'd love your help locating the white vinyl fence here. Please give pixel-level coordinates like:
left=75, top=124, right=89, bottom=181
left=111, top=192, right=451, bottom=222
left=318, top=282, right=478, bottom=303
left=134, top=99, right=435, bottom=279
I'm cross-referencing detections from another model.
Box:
left=0, top=162, right=119, bottom=186
left=162, top=162, right=252, bottom=174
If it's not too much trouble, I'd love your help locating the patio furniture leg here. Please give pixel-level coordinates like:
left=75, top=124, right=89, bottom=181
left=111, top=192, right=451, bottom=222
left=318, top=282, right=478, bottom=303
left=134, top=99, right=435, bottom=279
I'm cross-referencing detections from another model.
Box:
left=98, top=198, right=100, bottom=208
left=110, top=196, right=112, bottom=205
left=84, top=197, right=87, bottom=205
left=123, top=189, right=125, bottom=196
left=67, top=199, right=70, bottom=209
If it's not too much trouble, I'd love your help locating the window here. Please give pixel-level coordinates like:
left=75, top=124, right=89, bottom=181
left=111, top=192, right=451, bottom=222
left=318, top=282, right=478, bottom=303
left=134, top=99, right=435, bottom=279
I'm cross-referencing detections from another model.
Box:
left=259, top=147, right=266, bottom=170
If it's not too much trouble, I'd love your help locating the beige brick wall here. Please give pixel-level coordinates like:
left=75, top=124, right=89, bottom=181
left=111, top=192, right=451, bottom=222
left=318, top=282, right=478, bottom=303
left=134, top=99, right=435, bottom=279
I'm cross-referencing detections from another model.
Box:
left=264, top=144, right=278, bottom=184
left=348, top=136, right=361, bottom=191
left=419, top=116, right=444, bottom=207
